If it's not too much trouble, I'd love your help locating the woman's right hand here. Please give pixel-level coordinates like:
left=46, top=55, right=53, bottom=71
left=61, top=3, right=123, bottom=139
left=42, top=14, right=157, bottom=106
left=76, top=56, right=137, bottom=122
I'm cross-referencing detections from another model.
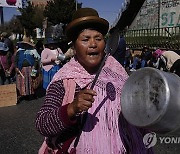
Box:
left=15, top=68, right=20, bottom=74
left=67, top=89, right=97, bottom=119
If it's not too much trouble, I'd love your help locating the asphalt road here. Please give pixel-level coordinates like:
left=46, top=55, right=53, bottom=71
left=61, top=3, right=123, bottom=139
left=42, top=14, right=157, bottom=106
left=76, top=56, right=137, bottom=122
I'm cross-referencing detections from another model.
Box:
left=0, top=87, right=180, bottom=154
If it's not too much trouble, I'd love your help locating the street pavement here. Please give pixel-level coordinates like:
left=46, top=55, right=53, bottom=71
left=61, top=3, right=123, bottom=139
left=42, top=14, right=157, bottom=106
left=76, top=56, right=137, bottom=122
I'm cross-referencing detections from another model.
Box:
left=0, top=87, right=180, bottom=154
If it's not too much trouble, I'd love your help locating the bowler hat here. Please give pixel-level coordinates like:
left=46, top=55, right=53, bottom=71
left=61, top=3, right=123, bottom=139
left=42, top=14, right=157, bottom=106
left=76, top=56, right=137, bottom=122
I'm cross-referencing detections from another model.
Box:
left=0, top=42, right=9, bottom=52
left=20, top=36, right=35, bottom=47
left=45, top=38, right=58, bottom=45
left=65, top=8, right=109, bottom=41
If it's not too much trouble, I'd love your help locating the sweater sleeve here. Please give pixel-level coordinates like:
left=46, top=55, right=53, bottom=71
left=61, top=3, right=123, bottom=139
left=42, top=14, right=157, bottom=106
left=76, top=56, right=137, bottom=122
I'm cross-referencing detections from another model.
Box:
left=35, top=80, right=79, bottom=137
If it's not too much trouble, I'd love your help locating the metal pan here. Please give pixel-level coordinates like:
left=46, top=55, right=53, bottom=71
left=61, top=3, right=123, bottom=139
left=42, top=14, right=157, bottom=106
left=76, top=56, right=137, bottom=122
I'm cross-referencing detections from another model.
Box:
left=121, top=67, right=180, bottom=134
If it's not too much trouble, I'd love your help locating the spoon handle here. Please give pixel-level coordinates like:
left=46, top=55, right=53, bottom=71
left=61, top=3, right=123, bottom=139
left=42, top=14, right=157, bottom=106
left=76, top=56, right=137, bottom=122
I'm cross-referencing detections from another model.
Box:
left=90, top=53, right=110, bottom=89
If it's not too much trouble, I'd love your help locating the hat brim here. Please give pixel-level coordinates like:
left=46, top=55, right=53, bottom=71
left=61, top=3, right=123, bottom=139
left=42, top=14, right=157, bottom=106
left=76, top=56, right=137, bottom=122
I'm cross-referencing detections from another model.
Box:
left=65, top=16, right=109, bottom=41
left=44, top=41, right=58, bottom=45
left=0, top=47, right=9, bottom=52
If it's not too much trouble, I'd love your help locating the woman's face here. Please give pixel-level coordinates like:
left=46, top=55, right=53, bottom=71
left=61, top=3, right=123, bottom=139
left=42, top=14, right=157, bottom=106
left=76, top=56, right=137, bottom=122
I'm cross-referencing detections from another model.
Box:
left=74, top=29, right=105, bottom=74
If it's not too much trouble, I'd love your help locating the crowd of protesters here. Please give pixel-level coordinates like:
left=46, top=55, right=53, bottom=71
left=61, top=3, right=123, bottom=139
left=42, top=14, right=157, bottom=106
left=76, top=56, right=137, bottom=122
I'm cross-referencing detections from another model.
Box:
left=123, top=46, right=180, bottom=77
left=0, top=32, right=74, bottom=102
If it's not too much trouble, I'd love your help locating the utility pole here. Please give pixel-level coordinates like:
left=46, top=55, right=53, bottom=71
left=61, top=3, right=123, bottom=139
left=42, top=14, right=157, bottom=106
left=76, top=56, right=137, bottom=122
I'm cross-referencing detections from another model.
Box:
left=0, top=7, right=4, bottom=25
left=76, top=0, right=77, bottom=10
left=158, top=0, right=161, bottom=36
left=158, top=0, right=161, bottom=29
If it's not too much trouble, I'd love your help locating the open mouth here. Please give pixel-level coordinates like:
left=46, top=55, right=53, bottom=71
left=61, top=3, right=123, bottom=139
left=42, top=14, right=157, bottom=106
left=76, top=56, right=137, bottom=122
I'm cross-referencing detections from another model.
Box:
left=88, top=51, right=99, bottom=57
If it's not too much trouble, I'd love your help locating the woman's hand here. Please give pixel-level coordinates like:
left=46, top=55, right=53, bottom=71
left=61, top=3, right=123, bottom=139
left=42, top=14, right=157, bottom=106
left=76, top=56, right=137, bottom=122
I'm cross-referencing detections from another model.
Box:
left=15, top=68, right=20, bottom=74
left=67, top=89, right=97, bottom=119
left=51, top=57, right=57, bottom=62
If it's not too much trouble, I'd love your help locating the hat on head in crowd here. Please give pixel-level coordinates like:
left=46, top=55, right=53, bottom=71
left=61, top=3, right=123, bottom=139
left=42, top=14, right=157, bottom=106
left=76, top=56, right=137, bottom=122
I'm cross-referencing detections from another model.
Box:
left=65, top=8, right=109, bottom=41
left=153, top=49, right=165, bottom=58
left=1, top=32, right=8, bottom=38
left=44, top=38, right=58, bottom=45
left=20, top=36, right=35, bottom=47
left=0, top=42, right=9, bottom=52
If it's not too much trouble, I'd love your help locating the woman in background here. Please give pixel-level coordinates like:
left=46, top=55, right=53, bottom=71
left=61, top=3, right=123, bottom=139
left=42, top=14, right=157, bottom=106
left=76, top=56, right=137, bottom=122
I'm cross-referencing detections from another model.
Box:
left=41, top=38, right=64, bottom=89
left=15, top=37, right=40, bottom=99
left=0, top=42, right=15, bottom=85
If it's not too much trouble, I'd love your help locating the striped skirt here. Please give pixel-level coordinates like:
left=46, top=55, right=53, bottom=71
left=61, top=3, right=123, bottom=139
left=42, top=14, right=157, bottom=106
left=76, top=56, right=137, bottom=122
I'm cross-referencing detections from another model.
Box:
left=16, top=66, right=35, bottom=96
left=42, top=65, right=60, bottom=89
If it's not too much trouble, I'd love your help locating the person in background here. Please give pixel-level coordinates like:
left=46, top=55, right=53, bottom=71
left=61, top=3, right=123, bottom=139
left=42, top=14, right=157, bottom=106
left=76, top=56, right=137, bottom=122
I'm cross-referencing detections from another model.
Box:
left=41, top=38, right=64, bottom=89
left=170, top=58, right=180, bottom=77
left=161, top=50, right=180, bottom=72
left=130, top=46, right=152, bottom=71
left=124, top=47, right=132, bottom=69
left=129, top=54, right=141, bottom=71
left=35, top=8, right=153, bottom=154
left=0, top=42, right=15, bottom=85
left=1, top=32, right=14, bottom=54
left=15, top=37, right=40, bottom=100
left=153, top=49, right=180, bottom=74
left=112, top=35, right=126, bottom=66
left=35, top=39, right=44, bottom=56
left=140, top=46, right=152, bottom=68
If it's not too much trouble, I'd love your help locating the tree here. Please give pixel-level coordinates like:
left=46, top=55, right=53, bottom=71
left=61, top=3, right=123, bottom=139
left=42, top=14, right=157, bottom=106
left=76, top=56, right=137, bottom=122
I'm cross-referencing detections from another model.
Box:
left=18, top=2, right=45, bottom=37
left=9, top=16, right=24, bottom=35
left=33, top=4, right=45, bottom=29
left=0, top=16, right=23, bottom=39
left=18, top=2, right=36, bottom=37
left=44, top=0, right=82, bottom=25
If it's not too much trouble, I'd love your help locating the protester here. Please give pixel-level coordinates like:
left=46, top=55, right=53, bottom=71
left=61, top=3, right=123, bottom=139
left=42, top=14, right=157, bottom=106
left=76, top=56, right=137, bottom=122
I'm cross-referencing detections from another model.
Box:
left=161, top=50, right=180, bottom=71
left=1, top=32, right=14, bottom=54
left=15, top=37, right=40, bottom=99
left=41, top=38, right=64, bottom=89
left=170, top=59, right=180, bottom=77
left=130, top=46, right=152, bottom=71
left=140, top=46, right=152, bottom=68
left=35, top=8, right=153, bottom=154
left=129, top=54, right=141, bottom=71
left=35, top=39, right=44, bottom=55
left=124, top=47, right=132, bottom=69
left=153, top=49, right=180, bottom=74
left=0, top=42, right=15, bottom=85
left=112, top=35, right=126, bottom=66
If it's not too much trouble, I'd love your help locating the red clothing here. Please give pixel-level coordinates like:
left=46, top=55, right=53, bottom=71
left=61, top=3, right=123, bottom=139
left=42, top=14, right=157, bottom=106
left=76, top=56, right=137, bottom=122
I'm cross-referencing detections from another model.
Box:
left=0, top=53, right=15, bottom=73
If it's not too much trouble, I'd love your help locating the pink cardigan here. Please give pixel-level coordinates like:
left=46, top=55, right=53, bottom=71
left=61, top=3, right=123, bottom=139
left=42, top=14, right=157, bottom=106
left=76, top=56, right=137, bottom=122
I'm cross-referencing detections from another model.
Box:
left=41, top=48, right=63, bottom=71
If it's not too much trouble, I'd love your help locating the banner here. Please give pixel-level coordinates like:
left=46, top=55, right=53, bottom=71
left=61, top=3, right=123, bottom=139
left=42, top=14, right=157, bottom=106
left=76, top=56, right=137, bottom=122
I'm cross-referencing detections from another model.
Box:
left=160, top=0, right=180, bottom=27
left=0, top=0, right=22, bottom=8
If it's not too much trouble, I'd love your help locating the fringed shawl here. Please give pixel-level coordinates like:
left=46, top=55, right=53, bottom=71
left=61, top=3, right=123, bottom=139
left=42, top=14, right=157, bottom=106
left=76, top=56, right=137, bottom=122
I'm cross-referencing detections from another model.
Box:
left=49, top=56, right=153, bottom=154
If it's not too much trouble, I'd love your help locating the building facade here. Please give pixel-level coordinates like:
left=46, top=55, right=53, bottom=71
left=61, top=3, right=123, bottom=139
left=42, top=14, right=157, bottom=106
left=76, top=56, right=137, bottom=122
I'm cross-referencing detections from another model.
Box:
left=129, top=0, right=180, bottom=30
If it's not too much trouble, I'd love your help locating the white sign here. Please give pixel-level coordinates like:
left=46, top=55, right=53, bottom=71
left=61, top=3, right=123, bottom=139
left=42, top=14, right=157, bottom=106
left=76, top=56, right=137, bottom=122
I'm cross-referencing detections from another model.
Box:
left=0, top=0, right=22, bottom=8
left=160, top=0, right=180, bottom=27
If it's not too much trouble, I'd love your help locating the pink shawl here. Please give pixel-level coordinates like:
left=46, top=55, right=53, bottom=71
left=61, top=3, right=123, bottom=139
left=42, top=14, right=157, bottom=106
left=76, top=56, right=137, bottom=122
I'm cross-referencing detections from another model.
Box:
left=50, top=56, right=129, bottom=154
